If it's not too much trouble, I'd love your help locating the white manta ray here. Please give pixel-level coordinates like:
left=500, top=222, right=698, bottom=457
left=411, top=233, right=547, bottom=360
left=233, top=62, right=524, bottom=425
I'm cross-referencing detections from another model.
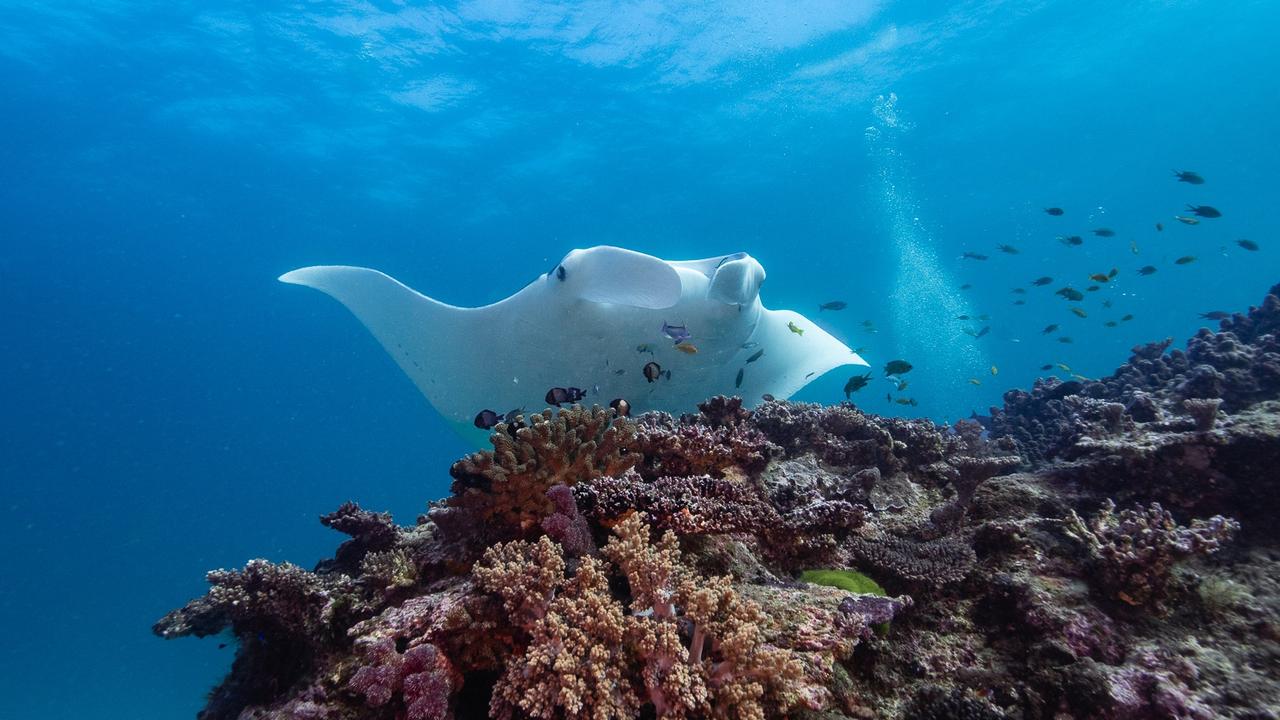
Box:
left=280, top=246, right=867, bottom=445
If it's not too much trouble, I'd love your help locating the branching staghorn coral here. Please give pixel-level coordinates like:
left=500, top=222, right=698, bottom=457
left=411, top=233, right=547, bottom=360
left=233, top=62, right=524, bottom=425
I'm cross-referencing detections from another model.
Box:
left=434, top=405, right=638, bottom=540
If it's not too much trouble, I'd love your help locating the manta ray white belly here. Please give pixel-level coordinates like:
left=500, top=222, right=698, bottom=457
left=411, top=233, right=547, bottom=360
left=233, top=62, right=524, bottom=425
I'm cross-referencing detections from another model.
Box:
left=280, top=246, right=867, bottom=446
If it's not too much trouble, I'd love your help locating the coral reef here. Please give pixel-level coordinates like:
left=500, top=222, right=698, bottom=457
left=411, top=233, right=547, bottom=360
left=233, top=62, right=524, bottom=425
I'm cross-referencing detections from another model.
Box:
left=432, top=405, right=638, bottom=542
left=1064, top=499, right=1240, bottom=609
left=157, top=283, right=1280, bottom=719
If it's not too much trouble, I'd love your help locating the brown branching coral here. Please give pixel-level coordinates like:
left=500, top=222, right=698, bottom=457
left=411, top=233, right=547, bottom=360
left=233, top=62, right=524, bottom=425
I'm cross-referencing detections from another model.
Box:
left=473, top=514, right=812, bottom=720
left=473, top=535, right=566, bottom=626
left=1064, top=500, right=1240, bottom=609
left=605, top=514, right=809, bottom=720
left=434, top=405, right=638, bottom=540
left=489, top=555, right=640, bottom=720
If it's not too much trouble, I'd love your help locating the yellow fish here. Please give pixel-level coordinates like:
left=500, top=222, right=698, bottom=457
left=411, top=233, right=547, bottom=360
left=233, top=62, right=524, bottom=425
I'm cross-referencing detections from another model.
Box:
left=787, top=321, right=804, bottom=336
left=1130, top=240, right=1140, bottom=255
left=674, top=342, right=698, bottom=354
left=1056, top=362, right=1072, bottom=372
left=969, top=378, right=982, bottom=386
left=990, top=365, right=999, bottom=376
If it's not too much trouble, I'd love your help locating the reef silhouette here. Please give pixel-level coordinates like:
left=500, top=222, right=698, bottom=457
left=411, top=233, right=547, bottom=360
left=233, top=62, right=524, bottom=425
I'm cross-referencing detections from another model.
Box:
left=156, top=284, right=1280, bottom=719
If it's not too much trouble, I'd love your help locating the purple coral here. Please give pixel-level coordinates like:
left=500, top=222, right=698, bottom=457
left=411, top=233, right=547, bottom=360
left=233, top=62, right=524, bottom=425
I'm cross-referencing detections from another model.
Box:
left=632, top=416, right=774, bottom=480
left=575, top=469, right=783, bottom=535
left=348, top=638, right=454, bottom=719
left=540, top=483, right=595, bottom=557
left=1065, top=500, right=1240, bottom=609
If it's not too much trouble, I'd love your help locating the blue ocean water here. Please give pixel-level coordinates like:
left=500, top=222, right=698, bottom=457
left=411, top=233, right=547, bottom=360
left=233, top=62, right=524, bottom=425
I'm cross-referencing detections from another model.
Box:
left=1, top=2, right=1276, bottom=717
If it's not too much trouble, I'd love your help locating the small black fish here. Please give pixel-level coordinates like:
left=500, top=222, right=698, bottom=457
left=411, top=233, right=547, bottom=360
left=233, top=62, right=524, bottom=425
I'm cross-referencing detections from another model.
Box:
left=1058, top=336, right=1074, bottom=344
left=474, top=409, right=502, bottom=430
left=762, top=393, right=775, bottom=402
left=1013, top=299, right=1026, bottom=305
left=1103, top=300, right=1113, bottom=308
left=1137, top=265, right=1158, bottom=276
left=1237, top=239, right=1260, bottom=251
left=643, top=362, right=662, bottom=382
left=1045, top=207, right=1064, bottom=216
left=746, top=348, right=765, bottom=363
left=975, top=326, right=990, bottom=338
left=1173, top=170, right=1205, bottom=185
left=1104, top=320, right=1118, bottom=327
left=1175, top=255, right=1197, bottom=265
left=1200, top=311, right=1230, bottom=320
left=544, top=387, right=586, bottom=407
left=1056, top=287, right=1084, bottom=301
left=609, top=398, right=631, bottom=417
left=1187, top=204, right=1221, bottom=218
left=956, top=314, right=970, bottom=320
left=960, top=283, right=972, bottom=290
left=843, top=372, right=872, bottom=398
left=735, top=368, right=744, bottom=388
left=962, top=252, right=989, bottom=260
left=819, top=301, right=847, bottom=311
left=1059, top=235, right=1084, bottom=246
left=997, top=244, right=1019, bottom=254
left=1032, top=276, right=1053, bottom=286
left=1012, top=288, right=1027, bottom=294
left=1121, top=314, right=1133, bottom=322
left=555, top=265, right=566, bottom=281
left=1092, top=228, right=1115, bottom=237
left=1042, top=324, right=1058, bottom=334
left=614, top=368, right=626, bottom=375
left=218, top=643, right=228, bottom=650
left=884, top=359, right=913, bottom=376
left=1155, top=222, right=1163, bottom=232
left=1040, top=364, right=1054, bottom=371
left=805, top=371, right=816, bottom=379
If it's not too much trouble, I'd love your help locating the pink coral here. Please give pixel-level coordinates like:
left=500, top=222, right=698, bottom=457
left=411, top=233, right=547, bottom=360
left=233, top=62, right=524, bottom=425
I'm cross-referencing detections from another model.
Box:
left=348, top=637, right=455, bottom=719
left=540, top=483, right=595, bottom=557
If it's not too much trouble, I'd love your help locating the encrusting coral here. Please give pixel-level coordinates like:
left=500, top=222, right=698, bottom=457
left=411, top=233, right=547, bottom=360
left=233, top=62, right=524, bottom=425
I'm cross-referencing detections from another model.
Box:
left=155, top=282, right=1280, bottom=719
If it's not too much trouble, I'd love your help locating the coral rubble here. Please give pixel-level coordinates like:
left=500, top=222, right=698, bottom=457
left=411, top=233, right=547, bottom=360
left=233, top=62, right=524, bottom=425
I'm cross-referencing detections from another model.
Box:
left=158, top=283, right=1280, bottom=719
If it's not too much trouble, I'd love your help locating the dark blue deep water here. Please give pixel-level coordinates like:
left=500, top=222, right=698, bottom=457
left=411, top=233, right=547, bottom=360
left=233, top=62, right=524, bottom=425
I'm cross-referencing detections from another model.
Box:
left=1, top=2, right=1277, bottom=717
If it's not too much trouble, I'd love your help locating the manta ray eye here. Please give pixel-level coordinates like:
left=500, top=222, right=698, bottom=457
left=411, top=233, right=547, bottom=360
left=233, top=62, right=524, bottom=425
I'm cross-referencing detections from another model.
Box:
left=556, top=265, right=566, bottom=281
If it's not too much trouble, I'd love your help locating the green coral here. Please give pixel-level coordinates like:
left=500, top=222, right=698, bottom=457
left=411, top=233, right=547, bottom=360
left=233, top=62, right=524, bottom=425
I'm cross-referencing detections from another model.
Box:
left=800, top=569, right=886, bottom=596
left=801, top=569, right=891, bottom=634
